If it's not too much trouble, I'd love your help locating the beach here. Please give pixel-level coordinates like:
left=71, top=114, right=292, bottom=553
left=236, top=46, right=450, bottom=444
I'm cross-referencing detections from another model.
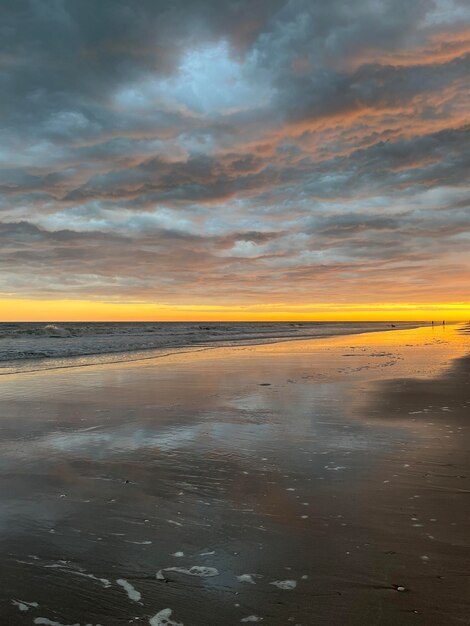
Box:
left=0, top=321, right=419, bottom=374
left=1, top=324, right=469, bottom=625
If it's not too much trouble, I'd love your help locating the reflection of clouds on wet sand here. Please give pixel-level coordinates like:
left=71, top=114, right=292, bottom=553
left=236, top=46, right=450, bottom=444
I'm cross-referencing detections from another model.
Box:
left=1, top=326, right=470, bottom=624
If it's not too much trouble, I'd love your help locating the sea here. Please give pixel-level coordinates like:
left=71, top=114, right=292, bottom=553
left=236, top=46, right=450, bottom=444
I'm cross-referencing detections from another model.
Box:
left=0, top=321, right=420, bottom=375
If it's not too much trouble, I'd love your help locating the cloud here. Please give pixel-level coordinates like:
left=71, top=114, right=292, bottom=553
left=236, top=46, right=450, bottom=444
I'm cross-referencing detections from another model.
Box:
left=0, top=0, right=469, bottom=309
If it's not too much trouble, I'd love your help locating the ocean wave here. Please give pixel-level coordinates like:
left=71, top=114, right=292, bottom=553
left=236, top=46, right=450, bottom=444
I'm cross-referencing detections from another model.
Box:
left=2, top=323, right=72, bottom=338
left=41, top=324, right=71, bottom=337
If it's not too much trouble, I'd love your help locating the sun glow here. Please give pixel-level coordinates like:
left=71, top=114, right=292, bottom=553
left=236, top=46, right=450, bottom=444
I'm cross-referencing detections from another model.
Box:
left=1, top=298, right=468, bottom=322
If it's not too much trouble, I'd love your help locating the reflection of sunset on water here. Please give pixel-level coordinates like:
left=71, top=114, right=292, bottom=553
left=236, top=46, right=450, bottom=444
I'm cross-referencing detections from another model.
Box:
left=1, top=324, right=470, bottom=623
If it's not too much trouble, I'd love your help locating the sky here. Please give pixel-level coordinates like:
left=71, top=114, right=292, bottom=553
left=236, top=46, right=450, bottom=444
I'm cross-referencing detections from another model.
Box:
left=0, top=0, right=469, bottom=321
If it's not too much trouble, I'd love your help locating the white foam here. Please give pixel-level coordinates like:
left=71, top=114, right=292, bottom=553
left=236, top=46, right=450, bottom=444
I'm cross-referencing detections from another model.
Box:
left=44, top=563, right=111, bottom=588
left=241, top=616, right=263, bottom=623
left=270, top=579, right=297, bottom=590
left=171, top=551, right=184, bottom=557
left=163, top=566, right=219, bottom=577
left=76, top=571, right=111, bottom=588
left=116, top=579, right=141, bottom=602
left=149, top=608, right=184, bottom=626
left=34, top=617, right=76, bottom=626
left=12, top=600, right=39, bottom=611
left=34, top=617, right=102, bottom=626
left=237, top=574, right=256, bottom=584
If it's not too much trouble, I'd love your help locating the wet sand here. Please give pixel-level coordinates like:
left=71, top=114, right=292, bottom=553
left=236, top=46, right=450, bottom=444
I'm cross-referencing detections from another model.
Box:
left=0, top=324, right=469, bottom=625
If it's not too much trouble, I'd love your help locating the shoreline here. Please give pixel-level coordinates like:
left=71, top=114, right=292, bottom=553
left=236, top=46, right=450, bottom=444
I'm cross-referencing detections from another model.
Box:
left=0, top=321, right=427, bottom=376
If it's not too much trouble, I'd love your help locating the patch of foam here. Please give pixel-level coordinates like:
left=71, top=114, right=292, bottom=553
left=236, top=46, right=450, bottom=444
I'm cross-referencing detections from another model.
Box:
left=34, top=617, right=80, bottom=626
left=241, top=617, right=263, bottom=623
left=44, top=563, right=111, bottom=588
left=171, top=551, right=184, bottom=557
left=149, top=608, right=184, bottom=626
left=270, top=579, right=297, bottom=590
left=74, top=571, right=111, bottom=587
left=34, top=617, right=102, bottom=626
left=116, top=579, right=141, bottom=602
left=12, top=600, right=39, bottom=611
left=237, top=574, right=256, bottom=584
left=163, top=566, right=219, bottom=577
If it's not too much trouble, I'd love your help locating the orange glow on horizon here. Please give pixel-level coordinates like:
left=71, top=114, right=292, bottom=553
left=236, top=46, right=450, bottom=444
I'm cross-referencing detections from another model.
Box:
left=0, top=298, right=468, bottom=322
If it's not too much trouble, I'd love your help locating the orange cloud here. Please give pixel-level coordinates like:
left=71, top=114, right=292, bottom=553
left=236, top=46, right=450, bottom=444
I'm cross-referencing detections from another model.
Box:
left=345, top=29, right=470, bottom=69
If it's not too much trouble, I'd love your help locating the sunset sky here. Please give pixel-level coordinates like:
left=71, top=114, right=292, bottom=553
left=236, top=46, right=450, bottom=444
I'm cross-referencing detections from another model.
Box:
left=1, top=0, right=469, bottom=321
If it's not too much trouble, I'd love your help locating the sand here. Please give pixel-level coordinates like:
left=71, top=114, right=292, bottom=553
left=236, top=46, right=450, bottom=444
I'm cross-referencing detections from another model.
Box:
left=0, top=324, right=469, bottom=625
